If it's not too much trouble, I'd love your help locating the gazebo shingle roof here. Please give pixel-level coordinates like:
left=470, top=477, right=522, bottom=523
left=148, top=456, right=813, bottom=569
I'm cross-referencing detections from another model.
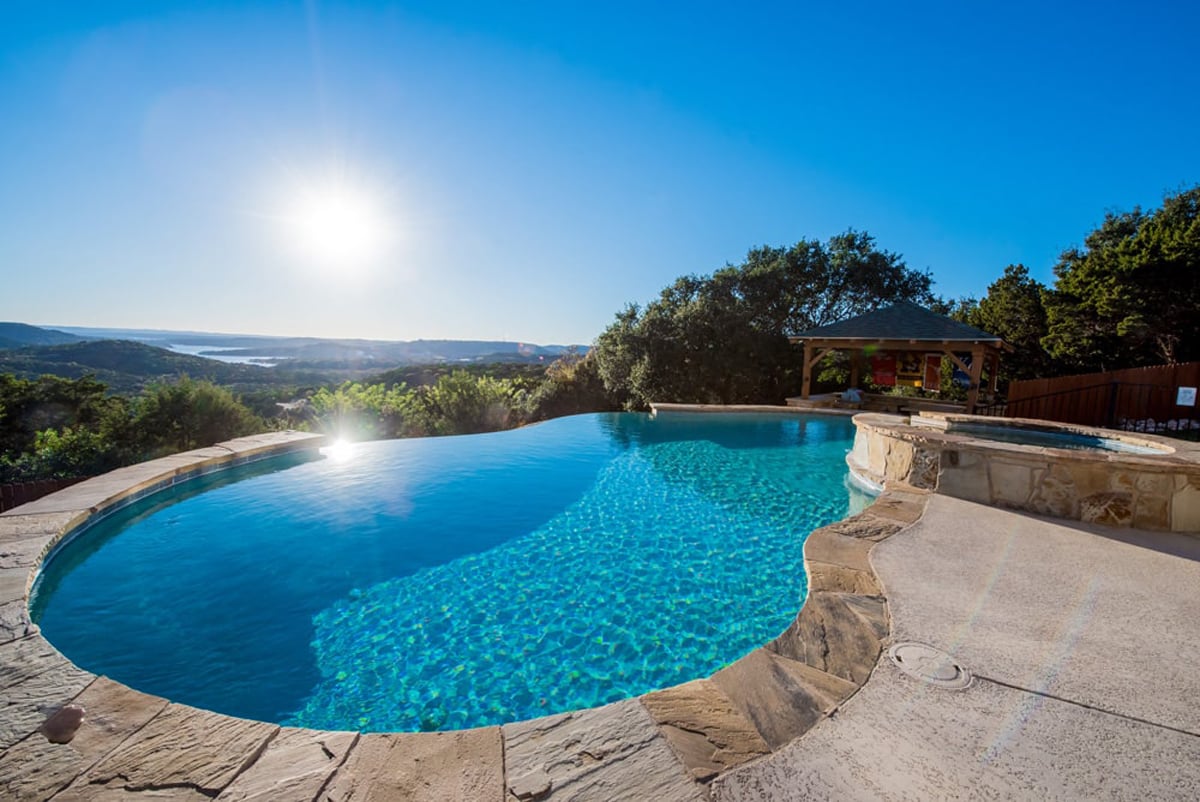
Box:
left=790, top=301, right=1002, bottom=343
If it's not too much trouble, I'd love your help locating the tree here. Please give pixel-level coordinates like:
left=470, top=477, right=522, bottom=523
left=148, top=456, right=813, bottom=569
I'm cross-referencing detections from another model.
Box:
left=309, top=381, right=416, bottom=440
left=527, top=350, right=616, bottom=421
left=0, top=374, right=119, bottom=457
left=1, top=427, right=116, bottom=482
left=1043, top=185, right=1200, bottom=371
left=134, top=377, right=264, bottom=454
left=969, top=265, right=1057, bottom=383
left=592, top=230, right=935, bottom=408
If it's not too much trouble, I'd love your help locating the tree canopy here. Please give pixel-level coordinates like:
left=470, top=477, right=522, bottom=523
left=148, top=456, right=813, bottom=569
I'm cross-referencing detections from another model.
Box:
left=1042, top=185, right=1200, bottom=372
left=955, top=264, right=1057, bottom=383
left=593, top=231, right=935, bottom=408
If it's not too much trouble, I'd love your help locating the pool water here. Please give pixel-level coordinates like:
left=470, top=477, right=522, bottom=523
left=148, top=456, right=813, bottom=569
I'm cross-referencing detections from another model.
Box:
left=33, top=412, right=868, bottom=732
left=952, top=423, right=1164, bottom=454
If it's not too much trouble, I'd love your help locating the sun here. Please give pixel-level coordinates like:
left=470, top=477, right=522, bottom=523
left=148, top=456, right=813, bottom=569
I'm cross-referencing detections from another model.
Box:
left=279, top=172, right=391, bottom=270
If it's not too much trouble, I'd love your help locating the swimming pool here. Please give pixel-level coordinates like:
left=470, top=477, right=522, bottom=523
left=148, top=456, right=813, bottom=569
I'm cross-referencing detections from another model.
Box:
left=32, top=412, right=868, bottom=732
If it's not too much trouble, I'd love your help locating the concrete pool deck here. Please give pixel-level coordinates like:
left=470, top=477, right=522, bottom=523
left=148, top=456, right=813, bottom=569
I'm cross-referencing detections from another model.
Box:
left=1, top=428, right=1199, bottom=799
left=713, top=494, right=1200, bottom=800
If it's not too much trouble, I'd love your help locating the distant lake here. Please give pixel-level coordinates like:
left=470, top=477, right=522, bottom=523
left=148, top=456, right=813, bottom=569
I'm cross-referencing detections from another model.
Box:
left=162, top=343, right=284, bottom=367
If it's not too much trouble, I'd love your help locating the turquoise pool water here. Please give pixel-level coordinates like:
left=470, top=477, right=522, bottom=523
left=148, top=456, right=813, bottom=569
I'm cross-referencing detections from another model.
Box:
left=33, top=412, right=868, bottom=732
left=953, top=423, right=1164, bottom=454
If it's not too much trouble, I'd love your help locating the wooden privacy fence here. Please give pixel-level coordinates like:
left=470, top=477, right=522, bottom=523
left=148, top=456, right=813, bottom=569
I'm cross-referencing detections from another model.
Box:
left=1003, top=362, right=1200, bottom=434
left=0, top=477, right=84, bottom=513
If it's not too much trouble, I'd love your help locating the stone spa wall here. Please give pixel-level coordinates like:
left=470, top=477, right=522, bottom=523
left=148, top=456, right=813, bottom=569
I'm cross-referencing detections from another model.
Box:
left=848, top=413, right=1200, bottom=532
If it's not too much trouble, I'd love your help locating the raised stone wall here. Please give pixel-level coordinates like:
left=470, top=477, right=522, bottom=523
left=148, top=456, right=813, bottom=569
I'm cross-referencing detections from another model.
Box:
left=849, top=413, right=1200, bottom=532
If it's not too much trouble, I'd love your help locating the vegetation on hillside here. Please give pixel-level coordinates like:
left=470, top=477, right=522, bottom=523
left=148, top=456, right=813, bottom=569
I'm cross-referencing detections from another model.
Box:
left=0, top=322, right=83, bottom=348
left=0, top=353, right=618, bottom=484
left=0, top=375, right=265, bottom=483
left=0, top=340, right=275, bottom=392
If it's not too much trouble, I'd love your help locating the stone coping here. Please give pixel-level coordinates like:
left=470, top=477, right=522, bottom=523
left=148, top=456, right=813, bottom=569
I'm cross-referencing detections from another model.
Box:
left=913, top=410, right=1199, bottom=460
left=859, top=412, right=1200, bottom=467
left=0, top=426, right=929, bottom=800
left=850, top=412, right=1200, bottom=532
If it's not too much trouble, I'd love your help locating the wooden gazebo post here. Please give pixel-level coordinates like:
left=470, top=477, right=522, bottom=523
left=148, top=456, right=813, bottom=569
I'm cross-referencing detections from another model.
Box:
left=965, top=346, right=985, bottom=413
left=801, top=342, right=813, bottom=398
left=800, top=342, right=834, bottom=399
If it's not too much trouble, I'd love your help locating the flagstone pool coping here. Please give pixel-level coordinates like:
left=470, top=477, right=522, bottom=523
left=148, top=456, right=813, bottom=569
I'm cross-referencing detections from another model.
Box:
left=0, top=423, right=925, bottom=800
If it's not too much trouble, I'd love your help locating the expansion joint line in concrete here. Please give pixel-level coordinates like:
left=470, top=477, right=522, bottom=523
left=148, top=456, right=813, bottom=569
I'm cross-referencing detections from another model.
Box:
left=978, top=674, right=1200, bottom=740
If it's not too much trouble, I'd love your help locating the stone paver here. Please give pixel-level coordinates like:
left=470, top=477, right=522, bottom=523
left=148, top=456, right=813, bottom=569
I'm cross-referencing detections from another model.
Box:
left=711, top=648, right=857, bottom=750
left=217, top=726, right=357, bottom=801
left=0, top=435, right=323, bottom=518
left=0, top=460, right=207, bottom=516
left=0, top=659, right=95, bottom=750
left=0, top=677, right=168, bottom=801
left=322, top=728, right=503, bottom=802
left=502, top=699, right=705, bottom=802
left=0, top=632, right=81, bottom=689
left=0, top=511, right=86, bottom=539
left=640, top=679, right=771, bottom=782
left=0, top=599, right=34, bottom=644
left=0, top=634, right=97, bottom=750
left=52, top=703, right=278, bottom=801
left=0, top=566, right=28, bottom=608
left=767, top=591, right=888, bottom=685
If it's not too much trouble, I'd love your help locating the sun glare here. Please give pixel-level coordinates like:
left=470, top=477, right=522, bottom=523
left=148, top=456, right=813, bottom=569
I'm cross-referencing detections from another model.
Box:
left=278, top=171, right=392, bottom=271
left=324, top=438, right=355, bottom=463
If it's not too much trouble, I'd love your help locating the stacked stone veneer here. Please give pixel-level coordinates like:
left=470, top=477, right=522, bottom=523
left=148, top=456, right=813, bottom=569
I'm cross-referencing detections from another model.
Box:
left=0, top=428, right=933, bottom=800
left=850, top=413, right=1200, bottom=532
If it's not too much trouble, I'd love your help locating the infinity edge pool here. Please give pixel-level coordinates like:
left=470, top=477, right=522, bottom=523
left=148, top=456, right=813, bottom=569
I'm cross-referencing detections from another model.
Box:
left=0, top=416, right=922, bottom=798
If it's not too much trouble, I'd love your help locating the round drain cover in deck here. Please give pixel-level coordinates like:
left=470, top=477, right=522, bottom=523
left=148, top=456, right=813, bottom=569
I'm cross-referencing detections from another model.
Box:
left=888, top=642, right=972, bottom=689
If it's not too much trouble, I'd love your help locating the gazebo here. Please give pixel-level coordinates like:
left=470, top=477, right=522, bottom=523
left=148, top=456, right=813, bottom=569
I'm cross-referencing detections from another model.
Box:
left=789, top=301, right=1008, bottom=414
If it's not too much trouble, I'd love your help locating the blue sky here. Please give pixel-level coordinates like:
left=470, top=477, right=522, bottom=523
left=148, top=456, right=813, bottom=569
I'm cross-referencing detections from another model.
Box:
left=1, top=1, right=1197, bottom=344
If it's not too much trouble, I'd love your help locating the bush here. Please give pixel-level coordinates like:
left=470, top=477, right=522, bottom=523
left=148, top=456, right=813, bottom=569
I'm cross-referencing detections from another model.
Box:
left=407, top=371, right=528, bottom=436
left=309, top=381, right=415, bottom=440
left=134, top=377, right=265, bottom=455
left=527, top=351, right=616, bottom=420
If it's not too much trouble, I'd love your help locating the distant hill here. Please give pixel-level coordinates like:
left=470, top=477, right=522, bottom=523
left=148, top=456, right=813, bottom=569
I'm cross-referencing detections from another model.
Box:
left=0, top=322, right=84, bottom=349
left=0, top=340, right=278, bottom=393
left=194, top=338, right=579, bottom=366
left=48, top=325, right=586, bottom=368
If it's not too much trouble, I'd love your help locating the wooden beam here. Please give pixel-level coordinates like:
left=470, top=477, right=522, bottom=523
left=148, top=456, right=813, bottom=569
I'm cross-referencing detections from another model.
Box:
left=966, top=347, right=985, bottom=413
left=942, top=350, right=972, bottom=376
left=849, top=349, right=861, bottom=388
left=801, top=342, right=813, bottom=399
left=806, top=347, right=834, bottom=371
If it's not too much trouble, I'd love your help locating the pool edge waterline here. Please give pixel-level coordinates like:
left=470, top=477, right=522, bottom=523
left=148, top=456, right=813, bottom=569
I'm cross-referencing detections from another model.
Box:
left=1, top=418, right=921, bottom=797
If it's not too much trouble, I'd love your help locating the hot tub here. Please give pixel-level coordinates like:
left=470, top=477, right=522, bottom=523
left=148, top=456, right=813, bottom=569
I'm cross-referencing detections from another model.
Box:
left=848, top=412, right=1200, bottom=531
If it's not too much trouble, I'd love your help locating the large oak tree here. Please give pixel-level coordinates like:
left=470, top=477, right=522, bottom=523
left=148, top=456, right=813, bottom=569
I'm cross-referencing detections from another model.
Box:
left=593, top=231, right=935, bottom=408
